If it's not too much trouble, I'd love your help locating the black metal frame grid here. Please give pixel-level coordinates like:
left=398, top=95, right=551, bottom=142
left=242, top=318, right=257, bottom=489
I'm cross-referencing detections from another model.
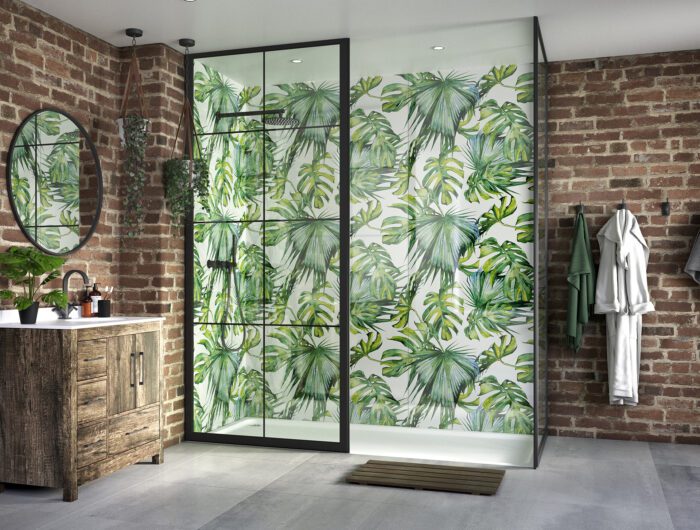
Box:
left=185, top=38, right=350, bottom=453
left=532, top=16, right=549, bottom=469
left=5, top=108, right=103, bottom=256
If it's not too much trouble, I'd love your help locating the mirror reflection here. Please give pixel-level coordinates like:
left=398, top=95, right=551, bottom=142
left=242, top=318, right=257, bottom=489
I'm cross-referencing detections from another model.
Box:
left=7, top=109, right=102, bottom=255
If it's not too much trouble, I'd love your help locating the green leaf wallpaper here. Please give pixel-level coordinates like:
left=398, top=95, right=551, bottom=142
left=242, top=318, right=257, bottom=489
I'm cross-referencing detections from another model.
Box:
left=191, top=56, right=535, bottom=436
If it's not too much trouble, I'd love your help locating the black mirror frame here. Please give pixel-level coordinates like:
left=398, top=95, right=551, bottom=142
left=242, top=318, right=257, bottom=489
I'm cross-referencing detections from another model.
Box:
left=5, top=107, right=103, bottom=256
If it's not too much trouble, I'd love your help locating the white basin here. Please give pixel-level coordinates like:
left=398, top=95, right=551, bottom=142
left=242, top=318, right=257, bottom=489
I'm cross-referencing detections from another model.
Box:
left=0, top=310, right=164, bottom=330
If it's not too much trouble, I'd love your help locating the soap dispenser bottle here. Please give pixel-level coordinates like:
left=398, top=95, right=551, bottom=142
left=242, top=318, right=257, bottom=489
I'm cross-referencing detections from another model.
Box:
left=81, top=286, right=93, bottom=317
left=89, top=283, right=102, bottom=315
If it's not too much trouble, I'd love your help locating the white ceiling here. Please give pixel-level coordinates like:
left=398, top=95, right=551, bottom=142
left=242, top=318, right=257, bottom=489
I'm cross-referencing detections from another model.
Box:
left=23, top=0, right=700, bottom=62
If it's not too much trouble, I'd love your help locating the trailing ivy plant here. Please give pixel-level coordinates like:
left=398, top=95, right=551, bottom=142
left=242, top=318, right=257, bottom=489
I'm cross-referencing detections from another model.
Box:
left=123, top=114, right=149, bottom=237
left=163, top=158, right=209, bottom=226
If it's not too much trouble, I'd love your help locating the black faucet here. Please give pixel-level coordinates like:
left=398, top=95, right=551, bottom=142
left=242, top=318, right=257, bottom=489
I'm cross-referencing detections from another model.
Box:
left=53, top=269, right=90, bottom=319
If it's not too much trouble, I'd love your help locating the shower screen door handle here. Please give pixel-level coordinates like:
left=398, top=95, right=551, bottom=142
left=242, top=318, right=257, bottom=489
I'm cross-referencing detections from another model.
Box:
left=130, top=352, right=136, bottom=387
left=139, top=352, right=144, bottom=385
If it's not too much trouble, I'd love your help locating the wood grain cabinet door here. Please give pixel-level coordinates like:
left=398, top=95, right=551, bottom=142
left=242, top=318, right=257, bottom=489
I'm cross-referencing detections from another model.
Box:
left=107, top=334, right=137, bottom=415
left=135, top=331, right=160, bottom=408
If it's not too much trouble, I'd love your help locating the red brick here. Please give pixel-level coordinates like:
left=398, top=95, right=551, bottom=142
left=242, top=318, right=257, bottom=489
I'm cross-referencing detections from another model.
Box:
left=549, top=49, right=700, bottom=444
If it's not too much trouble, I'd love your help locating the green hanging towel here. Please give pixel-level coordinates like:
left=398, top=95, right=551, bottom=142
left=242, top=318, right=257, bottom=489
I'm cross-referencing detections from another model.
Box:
left=567, top=211, right=596, bottom=351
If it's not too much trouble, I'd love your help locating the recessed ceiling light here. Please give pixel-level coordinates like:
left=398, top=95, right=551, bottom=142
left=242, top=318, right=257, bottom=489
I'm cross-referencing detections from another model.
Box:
left=432, top=45, right=445, bottom=51
left=184, top=0, right=196, bottom=3
left=290, top=59, right=303, bottom=64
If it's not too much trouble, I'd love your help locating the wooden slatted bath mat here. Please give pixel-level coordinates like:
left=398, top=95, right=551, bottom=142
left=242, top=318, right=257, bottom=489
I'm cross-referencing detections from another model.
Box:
left=346, top=460, right=505, bottom=495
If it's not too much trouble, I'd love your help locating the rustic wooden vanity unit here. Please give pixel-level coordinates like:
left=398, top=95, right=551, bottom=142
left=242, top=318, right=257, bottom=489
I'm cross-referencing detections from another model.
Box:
left=0, top=317, right=164, bottom=501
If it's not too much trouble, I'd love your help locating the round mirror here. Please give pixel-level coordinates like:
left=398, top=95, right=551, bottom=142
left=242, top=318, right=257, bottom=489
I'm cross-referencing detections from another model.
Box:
left=6, top=109, right=102, bottom=255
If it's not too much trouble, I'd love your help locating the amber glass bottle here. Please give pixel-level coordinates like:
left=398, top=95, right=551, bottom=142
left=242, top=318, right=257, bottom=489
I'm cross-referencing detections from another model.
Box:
left=81, top=286, right=92, bottom=317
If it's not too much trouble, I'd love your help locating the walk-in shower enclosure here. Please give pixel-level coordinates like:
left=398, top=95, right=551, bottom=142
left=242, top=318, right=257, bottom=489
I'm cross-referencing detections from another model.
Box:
left=185, top=18, right=548, bottom=467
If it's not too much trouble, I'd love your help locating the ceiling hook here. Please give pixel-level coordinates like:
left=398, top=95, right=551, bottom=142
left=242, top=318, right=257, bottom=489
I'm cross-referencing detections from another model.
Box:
left=179, top=38, right=196, bottom=56
left=125, top=28, right=143, bottom=50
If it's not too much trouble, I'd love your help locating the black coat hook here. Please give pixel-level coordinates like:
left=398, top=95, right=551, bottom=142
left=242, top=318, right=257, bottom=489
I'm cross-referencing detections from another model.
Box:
left=618, top=198, right=627, bottom=210
left=661, top=197, right=671, bottom=216
left=575, top=202, right=584, bottom=214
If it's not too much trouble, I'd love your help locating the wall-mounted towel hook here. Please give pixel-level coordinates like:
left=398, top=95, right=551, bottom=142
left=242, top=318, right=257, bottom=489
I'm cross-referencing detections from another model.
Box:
left=618, top=198, right=627, bottom=210
left=661, top=197, right=671, bottom=216
left=575, top=201, right=584, bottom=214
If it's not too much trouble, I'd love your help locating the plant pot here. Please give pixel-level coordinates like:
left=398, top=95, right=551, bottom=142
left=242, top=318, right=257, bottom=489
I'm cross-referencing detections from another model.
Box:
left=117, top=117, right=150, bottom=146
left=163, top=158, right=209, bottom=225
left=18, top=302, right=39, bottom=325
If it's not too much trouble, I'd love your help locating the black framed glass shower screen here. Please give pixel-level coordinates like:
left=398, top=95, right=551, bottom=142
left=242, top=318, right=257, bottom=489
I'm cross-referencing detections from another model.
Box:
left=533, top=17, right=549, bottom=467
left=185, top=39, right=350, bottom=452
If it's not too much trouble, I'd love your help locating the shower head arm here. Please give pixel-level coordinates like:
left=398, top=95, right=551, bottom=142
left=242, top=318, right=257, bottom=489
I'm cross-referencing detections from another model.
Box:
left=215, top=109, right=284, bottom=121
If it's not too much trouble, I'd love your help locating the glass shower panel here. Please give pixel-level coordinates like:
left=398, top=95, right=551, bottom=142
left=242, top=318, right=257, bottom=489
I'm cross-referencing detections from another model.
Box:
left=193, top=324, right=264, bottom=436
left=189, top=42, right=347, bottom=449
left=263, top=219, right=340, bottom=327
left=262, top=44, right=342, bottom=443
left=349, top=20, right=538, bottom=467
left=193, top=221, right=264, bottom=324
left=193, top=52, right=264, bottom=223
left=535, top=21, right=549, bottom=459
left=264, top=326, right=340, bottom=442
left=191, top=52, right=266, bottom=437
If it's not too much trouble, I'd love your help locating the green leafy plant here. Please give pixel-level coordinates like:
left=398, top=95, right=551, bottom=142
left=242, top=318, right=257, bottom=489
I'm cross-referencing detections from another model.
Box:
left=122, top=114, right=149, bottom=237
left=0, top=246, right=67, bottom=310
left=164, top=158, right=209, bottom=226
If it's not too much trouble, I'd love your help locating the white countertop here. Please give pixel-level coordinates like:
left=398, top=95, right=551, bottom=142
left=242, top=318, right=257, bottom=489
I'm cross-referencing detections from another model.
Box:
left=0, top=309, right=164, bottom=330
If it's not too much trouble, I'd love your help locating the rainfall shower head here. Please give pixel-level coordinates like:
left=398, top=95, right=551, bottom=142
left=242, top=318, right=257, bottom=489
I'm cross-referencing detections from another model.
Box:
left=263, top=115, right=300, bottom=127
left=215, top=109, right=299, bottom=127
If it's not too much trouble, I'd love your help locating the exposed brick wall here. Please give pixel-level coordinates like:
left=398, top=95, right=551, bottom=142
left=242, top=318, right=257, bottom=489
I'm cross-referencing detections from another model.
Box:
left=0, top=0, right=185, bottom=445
left=548, top=50, right=700, bottom=443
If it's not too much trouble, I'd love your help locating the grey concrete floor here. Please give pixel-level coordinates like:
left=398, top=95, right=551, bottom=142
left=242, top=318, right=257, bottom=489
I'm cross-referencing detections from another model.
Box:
left=0, top=437, right=697, bottom=529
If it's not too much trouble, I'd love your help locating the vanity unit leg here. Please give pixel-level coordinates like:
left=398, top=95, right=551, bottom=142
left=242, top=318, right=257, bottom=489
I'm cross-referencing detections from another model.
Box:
left=152, top=440, right=164, bottom=464
left=63, top=479, right=78, bottom=502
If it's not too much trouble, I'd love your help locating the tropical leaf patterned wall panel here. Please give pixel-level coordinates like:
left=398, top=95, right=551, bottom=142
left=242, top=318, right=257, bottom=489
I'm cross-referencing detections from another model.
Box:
left=191, top=57, right=535, bottom=436
left=350, top=67, right=535, bottom=434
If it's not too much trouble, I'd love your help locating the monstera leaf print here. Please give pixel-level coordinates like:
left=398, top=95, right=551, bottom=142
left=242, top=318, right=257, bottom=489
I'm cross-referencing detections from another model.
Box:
left=422, top=146, right=464, bottom=205
left=479, top=237, right=534, bottom=303
left=479, top=99, right=533, bottom=161
left=350, top=370, right=401, bottom=426
left=191, top=58, right=537, bottom=435
left=463, top=271, right=529, bottom=339
left=350, top=108, right=401, bottom=169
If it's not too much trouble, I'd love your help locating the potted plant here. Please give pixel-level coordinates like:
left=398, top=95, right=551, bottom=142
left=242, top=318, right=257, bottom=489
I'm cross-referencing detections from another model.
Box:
left=163, top=61, right=209, bottom=226
left=164, top=157, right=209, bottom=226
left=0, top=246, right=68, bottom=324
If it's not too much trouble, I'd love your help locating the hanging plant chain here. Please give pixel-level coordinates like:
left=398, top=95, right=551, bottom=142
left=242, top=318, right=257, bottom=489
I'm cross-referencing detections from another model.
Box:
left=163, top=40, right=210, bottom=227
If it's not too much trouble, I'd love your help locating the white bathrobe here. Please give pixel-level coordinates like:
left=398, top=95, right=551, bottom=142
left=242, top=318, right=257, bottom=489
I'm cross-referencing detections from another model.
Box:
left=594, top=210, right=654, bottom=406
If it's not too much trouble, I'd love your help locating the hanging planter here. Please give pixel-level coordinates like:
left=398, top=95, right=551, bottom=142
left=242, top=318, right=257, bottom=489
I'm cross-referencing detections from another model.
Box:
left=119, top=28, right=150, bottom=237
left=163, top=38, right=209, bottom=227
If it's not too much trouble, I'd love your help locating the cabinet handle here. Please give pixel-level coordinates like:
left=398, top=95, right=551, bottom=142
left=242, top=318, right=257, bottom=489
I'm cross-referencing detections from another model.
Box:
left=139, top=352, right=144, bottom=385
left=130, top=353, right=136, bottom=387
